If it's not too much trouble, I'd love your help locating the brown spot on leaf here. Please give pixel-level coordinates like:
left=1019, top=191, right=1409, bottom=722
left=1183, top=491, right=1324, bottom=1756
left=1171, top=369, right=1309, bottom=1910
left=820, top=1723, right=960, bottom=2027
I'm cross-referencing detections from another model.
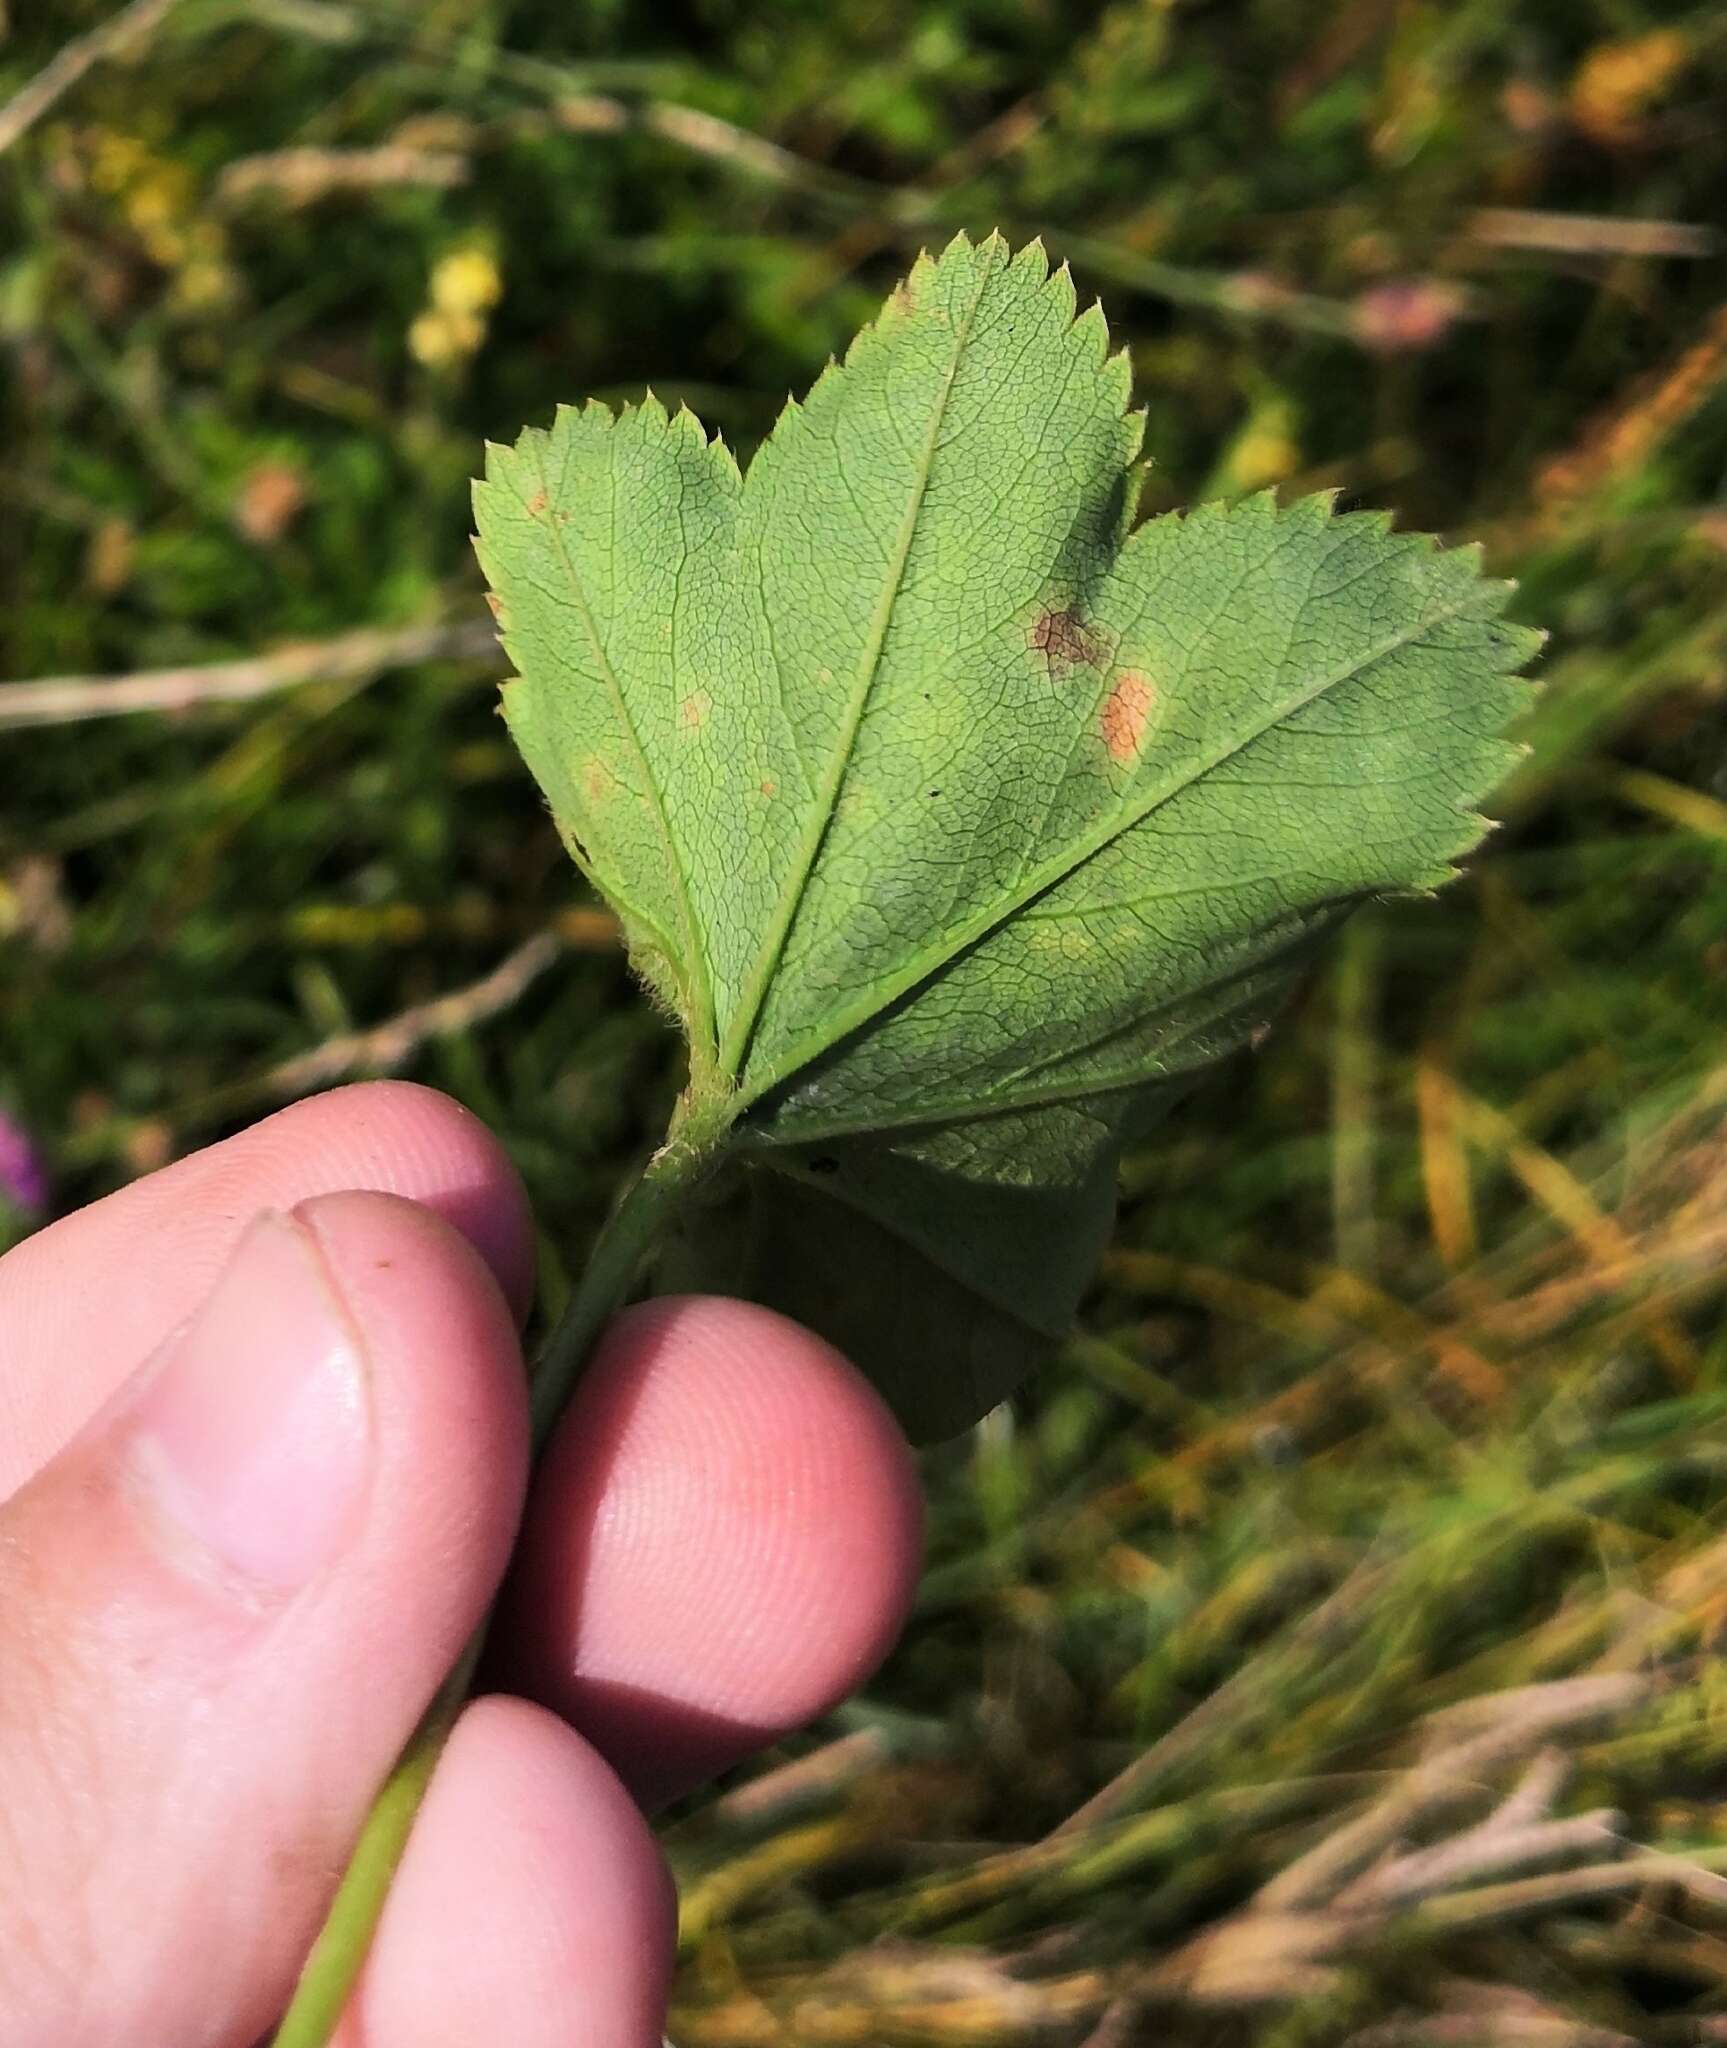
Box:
left=1100, top=670, right=1155, bottom=763
left=760, top=778, right=777, bottom=797
left=525, top=488, right=548, bottom=517
left=582, top=757, right=606, bottom=802
left=679, top=691, right=711, bottom=731
left=1032, top=607, right=1104, bottom=670
left=484, top=592, right=503, bottom=619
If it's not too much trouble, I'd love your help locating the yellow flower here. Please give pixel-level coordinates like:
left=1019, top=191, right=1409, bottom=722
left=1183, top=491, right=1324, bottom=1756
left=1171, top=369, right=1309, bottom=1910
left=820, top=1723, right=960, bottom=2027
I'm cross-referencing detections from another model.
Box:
left=430, top=246, right=501, bottom=320
left=410, top=247, right=502, bottom=368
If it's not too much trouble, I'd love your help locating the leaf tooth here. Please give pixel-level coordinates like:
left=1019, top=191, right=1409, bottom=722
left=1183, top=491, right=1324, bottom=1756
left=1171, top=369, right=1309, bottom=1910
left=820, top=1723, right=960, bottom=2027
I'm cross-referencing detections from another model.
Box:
left=667, top=404, right=746, bottom=491
left=1508, top=620, right=1550, bottom=667
left=1033, top=254, right=1130, bottom=399
left=637, top=386, right=670, bottom=428
left=475, top=441, right=513, bottom=493
left=764, top=387, right=808, bottom=449
left=804, top=341, right=868, bottom=428
left=708, top=430, right=744, bottom=489
left=1409, top=861, right=1465, bottom=896
left=1070, top=298, right=1110, bottom=372
left=542, top=398, right=610, bottom=447
left=1466, top=744, right=1532, bottom=806
left=498, top=423, right=553, bottom=498
left=906, top=242, right=942, bottom=295
left=1008, top=234, right=1052, bottom=289
left=1349, top=505, right=1400, bottom=542
left=1288, top=486, right=1343, bottom=526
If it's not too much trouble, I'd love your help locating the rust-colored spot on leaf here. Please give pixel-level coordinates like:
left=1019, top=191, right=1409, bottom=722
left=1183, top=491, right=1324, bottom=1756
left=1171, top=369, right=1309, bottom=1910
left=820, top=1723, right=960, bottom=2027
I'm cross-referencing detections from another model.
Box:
left=1031, top=607, right=1103, bottom=670
left=1100, top=670, right=1155, bottom=763
left=582, top=757, right=606, bottom=802
left=484, top=592, right=504, bottom=620
left=525, top=488, right=548, bottom=517
left=760, top=778, right=777, bottom=797
left=679, top=691, right=711, bottom=731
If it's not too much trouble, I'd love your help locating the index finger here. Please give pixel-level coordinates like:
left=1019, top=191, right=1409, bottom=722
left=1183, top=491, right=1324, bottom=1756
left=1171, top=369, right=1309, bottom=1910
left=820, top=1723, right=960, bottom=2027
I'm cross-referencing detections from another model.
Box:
left=0, top=1082, right=534, bottom=1495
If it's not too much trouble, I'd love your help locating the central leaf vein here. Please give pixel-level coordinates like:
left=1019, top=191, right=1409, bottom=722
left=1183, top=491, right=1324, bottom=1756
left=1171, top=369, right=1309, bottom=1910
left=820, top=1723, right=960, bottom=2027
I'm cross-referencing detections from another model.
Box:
left=717, top=240, right=1001, bottom=1082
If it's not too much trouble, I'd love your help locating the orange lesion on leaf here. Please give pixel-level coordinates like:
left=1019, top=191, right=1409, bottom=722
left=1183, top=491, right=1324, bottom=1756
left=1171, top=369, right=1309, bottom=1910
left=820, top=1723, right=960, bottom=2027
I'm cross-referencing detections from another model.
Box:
left=525, top=488, right=548, bottom=517
left=679, top=691, right=712, bottom=731
left=582, top=757, right=607, bottom=802
left=1100, top=670, right=1155, bottom=762
left=760, top=778, right=777, bottom=797
left=1032, top=607, right=1104, bottom=670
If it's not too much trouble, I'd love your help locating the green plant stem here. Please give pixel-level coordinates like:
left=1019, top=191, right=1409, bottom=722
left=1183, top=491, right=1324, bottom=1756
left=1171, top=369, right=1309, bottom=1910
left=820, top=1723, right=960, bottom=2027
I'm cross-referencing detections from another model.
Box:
left=529, top=1097, right=728, bottom=1450
left=269, top=1095, right=729, bottom=2047
left=269, top=1637, right=482, bottom=2048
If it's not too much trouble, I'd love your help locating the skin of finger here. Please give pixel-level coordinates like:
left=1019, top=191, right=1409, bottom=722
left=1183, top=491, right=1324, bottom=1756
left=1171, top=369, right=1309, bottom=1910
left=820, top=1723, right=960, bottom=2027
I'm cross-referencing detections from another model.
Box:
left=499, top=1294, right=925, bottom=1811
left=334, top=1696, right=676, bottom=2048
left=0, top=1193, right=529, bottom=2048
left=0, top=1083, right=535, bottom=1495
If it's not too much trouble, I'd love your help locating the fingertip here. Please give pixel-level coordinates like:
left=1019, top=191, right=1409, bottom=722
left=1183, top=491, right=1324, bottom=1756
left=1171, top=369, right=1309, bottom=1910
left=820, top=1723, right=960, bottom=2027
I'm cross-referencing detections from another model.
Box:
left=344, top=1695, right=675, bottom=2048
left=272, top=1083, right=538, bottom=1324
left=0, top=1082, right=538, bottom=1496
left=504, top=1294, right=923, bottom=1808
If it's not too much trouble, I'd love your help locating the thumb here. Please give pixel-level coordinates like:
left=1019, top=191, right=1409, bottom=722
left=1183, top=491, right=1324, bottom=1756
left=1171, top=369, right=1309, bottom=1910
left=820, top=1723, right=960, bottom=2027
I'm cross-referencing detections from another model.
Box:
left=0, top=1194, right=528, bottom=2048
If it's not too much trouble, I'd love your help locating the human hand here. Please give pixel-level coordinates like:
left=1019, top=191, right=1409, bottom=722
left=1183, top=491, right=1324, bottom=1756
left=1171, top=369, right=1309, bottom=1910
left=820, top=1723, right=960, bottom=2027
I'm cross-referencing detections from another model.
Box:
left=0, top=1082, right=921, bottom=2046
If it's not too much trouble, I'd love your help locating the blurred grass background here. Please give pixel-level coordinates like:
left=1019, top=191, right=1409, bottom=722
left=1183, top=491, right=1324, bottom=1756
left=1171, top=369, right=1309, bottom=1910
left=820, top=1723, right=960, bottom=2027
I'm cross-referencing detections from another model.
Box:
left=3, top=2, right=1727, bottom=2041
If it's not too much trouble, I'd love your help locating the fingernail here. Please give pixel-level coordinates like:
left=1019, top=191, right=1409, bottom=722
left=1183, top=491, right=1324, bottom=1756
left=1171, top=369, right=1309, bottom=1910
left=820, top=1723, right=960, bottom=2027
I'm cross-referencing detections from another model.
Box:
left=124, top=1210, right=372, bottom=1593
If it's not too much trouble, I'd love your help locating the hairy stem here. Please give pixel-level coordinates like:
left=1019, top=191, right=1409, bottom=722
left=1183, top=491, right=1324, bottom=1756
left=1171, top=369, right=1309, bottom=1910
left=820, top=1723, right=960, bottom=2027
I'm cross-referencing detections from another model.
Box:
left=529, top=1095, right=728, bottom=1449
left=269, top=1094, right=730, bottom=2047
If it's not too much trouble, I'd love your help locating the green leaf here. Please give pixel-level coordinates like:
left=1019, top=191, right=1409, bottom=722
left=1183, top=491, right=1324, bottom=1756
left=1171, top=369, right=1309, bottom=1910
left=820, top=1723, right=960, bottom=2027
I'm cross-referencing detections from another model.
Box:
left=475, top=232, right=1538, bottom=1440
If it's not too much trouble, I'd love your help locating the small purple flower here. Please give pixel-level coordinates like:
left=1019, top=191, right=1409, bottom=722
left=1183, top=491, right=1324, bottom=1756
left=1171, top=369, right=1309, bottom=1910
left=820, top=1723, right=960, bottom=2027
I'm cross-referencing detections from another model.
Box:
left=0, top=1108, right=47, bottom=1214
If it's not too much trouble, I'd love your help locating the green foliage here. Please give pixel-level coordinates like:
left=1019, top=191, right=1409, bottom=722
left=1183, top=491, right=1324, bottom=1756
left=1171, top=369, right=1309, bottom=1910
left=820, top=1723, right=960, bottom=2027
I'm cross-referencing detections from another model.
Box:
left=477, top=234, right=1536, bottom=1437
left=5, top=2, right=1727, bottom=2036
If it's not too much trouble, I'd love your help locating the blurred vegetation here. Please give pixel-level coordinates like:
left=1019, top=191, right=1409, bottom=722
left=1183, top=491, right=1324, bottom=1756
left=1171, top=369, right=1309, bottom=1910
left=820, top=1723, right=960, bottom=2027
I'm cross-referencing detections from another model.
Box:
left=4, top=1, right=1727, bottom=2041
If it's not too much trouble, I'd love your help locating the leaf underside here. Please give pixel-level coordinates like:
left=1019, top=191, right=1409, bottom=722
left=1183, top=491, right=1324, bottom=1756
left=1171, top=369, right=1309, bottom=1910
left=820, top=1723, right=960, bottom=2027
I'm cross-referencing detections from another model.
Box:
left=475, top=232, right=1539, bottom=1441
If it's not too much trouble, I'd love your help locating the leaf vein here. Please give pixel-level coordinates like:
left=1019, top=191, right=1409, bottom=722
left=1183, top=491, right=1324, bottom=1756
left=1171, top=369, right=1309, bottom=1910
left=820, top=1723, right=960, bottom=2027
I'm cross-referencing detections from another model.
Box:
left=720, top=239, right=1003, bottom=1080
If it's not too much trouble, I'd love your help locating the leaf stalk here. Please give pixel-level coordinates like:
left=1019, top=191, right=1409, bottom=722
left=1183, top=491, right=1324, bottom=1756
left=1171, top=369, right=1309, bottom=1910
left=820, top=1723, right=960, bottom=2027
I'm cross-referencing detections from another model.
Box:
left=529, top=1087, right=733, bottom=1448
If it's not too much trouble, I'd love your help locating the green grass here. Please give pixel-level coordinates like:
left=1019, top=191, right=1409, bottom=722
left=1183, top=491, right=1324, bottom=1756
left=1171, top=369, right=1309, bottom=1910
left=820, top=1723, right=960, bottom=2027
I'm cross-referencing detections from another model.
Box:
left=4, top=2, right=1727, bottom=2040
